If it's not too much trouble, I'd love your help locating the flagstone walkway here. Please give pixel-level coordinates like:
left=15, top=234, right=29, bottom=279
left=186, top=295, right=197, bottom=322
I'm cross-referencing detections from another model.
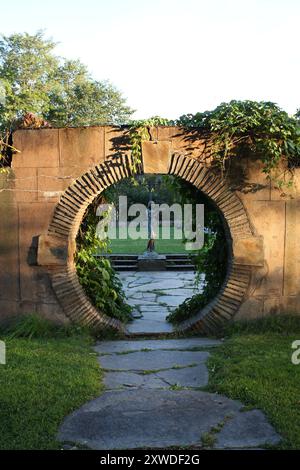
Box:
left=58, top=338, right=281, bottom=450
left=119, top=270, right=205, bottom=334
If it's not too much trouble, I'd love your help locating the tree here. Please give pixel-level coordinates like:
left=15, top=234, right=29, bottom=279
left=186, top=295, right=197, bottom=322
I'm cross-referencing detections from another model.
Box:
left=0, top=31, right=133, bottom=131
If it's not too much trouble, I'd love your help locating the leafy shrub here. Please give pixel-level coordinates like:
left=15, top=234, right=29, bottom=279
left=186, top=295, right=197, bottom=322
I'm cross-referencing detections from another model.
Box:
left=167, top=181, right=227, bottom=325
left=75, top=208, right=132, bottom=323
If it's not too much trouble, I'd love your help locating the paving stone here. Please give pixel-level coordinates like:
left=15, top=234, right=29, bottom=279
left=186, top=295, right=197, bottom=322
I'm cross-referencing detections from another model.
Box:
left=215, top=409, right=281, bottom=449
left=104, top=371, right=167, bottom=389
left=157, top=295, right=189, bottom=307
left=94, top=338, right=222, bottom=354
left=156, top=364, right=209, bottom=388
left=120, top=271, right=201, bottom=334
left=59, top=338, right=281, bottom=450
left=126, top=320, right=174, bottom=334
left=130, top=280, right=186, bottom=292
left=161, top=288, right=200, bottom=297
left=58, top=389, right=280, bottom=450
left=99, top=350, right=209, bottom=371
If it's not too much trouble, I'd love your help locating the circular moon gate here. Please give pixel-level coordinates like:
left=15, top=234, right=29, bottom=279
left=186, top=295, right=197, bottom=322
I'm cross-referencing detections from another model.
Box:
left=47, top=153, right=253, bottom=335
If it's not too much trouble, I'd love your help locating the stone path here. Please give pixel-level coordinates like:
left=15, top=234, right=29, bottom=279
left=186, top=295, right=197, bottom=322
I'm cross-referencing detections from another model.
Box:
left=119, top=271, right=205, bottom=334
left=58, top=338, right=281, bottom=450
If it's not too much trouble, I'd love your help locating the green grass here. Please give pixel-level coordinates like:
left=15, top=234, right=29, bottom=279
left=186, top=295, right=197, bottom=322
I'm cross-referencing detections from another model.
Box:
left=108, top=225, right=192, bottom=254
left=0, top=316, right=102, bottom=450
left=207, top=316, right=300, bottom=449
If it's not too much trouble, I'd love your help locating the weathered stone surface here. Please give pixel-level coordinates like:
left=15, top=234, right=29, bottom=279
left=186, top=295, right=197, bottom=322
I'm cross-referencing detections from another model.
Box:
left=59, top=127, right=105, bottom=168
left=100, top=350, right=209, bottom=371
left=37, top=234, right=68, bottom=266
left=12, top=129, right=60, bottom=168
left=13, top=167, right=38, bottom=203
left=244, top=200, right=285, bottom=298
left=236, top=156, right=271, bottom=202
left=215, top=409, right=281, bottom=449
left=18, top=203, right=58, bottom=304
left=95, top=338, right=221, bottom=354
left=0, top=204, right=20, bottom=303
left=121, top=271, right=204, bottom=334
left=156, top=364, right=209, bottom=388
left=142, top=140, right=171, bottom=174
left=104, top=371, right=167, bottom=389
left=233, top=237, right=264, bottom=267
left=58, top=389, right=280, bottom=450
left=3, top=126, right=300, bottom=328
left=37, top=166, right=92, bottom=202
left=104, top=126, right=131, bottom=160
left=126, top=318, right=174, bottom=334
left=284, top=200, right=300, bottom=296
left=58, top=335, right=280, bottom=450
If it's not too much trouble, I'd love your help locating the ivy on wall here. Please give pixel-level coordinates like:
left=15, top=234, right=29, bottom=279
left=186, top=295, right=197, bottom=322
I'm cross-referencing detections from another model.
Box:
left=176, top=100, right=300, bottom=186
left=128, top=101, right=300, bottom=188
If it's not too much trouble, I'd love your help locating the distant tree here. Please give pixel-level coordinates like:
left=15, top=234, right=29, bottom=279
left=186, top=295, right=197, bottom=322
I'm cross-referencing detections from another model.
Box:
left=0, top=31, right=133, bottom=131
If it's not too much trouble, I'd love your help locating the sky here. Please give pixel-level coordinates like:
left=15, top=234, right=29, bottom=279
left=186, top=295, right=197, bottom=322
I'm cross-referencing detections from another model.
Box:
left=0, top=0, right=299, bottom=119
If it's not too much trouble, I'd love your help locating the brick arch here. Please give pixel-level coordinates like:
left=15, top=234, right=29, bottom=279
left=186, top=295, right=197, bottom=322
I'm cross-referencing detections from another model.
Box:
left=47, top=152, right=254, bottom=336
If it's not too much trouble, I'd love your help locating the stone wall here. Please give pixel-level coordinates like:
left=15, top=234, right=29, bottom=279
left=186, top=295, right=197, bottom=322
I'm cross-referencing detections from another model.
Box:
left=0, top=126, right=299, bottom=331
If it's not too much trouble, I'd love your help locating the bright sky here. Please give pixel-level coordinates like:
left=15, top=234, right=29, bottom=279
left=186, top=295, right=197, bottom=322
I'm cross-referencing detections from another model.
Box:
left=1, top=0, right=299, bottom=119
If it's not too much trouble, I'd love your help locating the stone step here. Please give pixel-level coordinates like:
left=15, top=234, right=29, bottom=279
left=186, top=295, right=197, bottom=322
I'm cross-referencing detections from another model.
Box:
left=113, top=264, right=137, bottom=271
left=166, top=264, right=195, bottom=271
left=111, top=259, right=138, bottom=265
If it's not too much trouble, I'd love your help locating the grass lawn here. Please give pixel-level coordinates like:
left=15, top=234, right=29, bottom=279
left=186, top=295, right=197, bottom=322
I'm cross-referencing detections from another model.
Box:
left=207, top=318, right=300, bottom=449
left=0, top=332, right=102, bottom=449
left=107, top=225, right=193, bottom=254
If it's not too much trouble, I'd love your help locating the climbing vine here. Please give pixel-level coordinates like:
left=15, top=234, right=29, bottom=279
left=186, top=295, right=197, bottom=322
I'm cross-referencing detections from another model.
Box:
left=129, top=116, right=170, bottom=170
left=176, top=100, right=300, bottom=185
left=127, top=102, right=300, bottom=189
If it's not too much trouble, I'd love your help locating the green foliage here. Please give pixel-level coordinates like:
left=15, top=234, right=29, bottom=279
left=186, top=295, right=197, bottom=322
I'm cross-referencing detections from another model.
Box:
left=1, top=313, right=89, bottom=339
left=104, top=174, right=180, bottom=211
left=177, top=100, right=300, bottom=180
left=0, top=31, right=133, bottom=131
left=129, top=116, right=170, bottom=169
left=75, top=207, right=132, bottom=323
left=167, top=179, right=227, bottom=324
left=218, top=314, right=300, bottom=338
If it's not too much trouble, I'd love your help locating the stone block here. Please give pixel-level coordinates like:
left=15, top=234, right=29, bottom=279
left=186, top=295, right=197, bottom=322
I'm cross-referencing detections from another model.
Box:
left=105, top=126, right=131, bottom=160
left=170, top=127, right=207, bottom=160
left=59, top=127, right=105, bottom=167
left=37, top=234, right=68, bottom=266
left=12, top=129, right=60, bottom=168
left=236, top=156, right=271, bottom=202
left=0, top=204, right=20, bottom=302
left=270, top=164, right=300, bottom=200
left=234, top=298, right=264, bottom=320
left=0, top=300, right=19, bottom=324
left=37, top=166, right=92, bottom=202
left=18, top=203, right=58, bottom=303
left=142, top=140, right=171, bottom=174
left=13, top=167, right=38, bottom=203
left=233, top=236, right=264, bottom=266
left=244, top=201, right=285, bottom=296
left=284, top=200, right=300, bottom=296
